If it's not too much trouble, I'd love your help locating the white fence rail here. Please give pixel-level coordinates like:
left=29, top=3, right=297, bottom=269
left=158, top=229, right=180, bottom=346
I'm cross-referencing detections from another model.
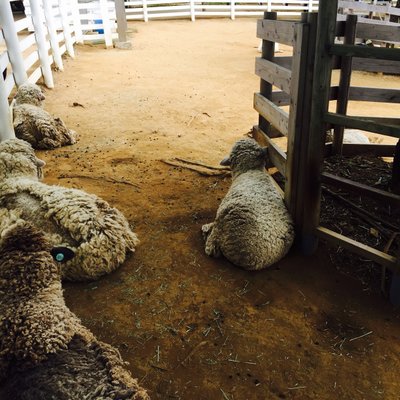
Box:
left=124, top=0, right=320, bottom=21
left=0, top=0, right=118, bottom=141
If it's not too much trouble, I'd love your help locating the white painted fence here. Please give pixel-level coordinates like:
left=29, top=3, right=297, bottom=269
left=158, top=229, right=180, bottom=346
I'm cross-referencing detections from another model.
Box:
left=124, top=0, right=319, bottom=22
left=0, top=0, right=118, bottom=141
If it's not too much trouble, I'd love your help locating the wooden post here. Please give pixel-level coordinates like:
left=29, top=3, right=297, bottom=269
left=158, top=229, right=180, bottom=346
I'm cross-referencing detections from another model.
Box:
left=285, top=13, right=318, bottom=233
left=42, top=0, right=64, bottom=71
left=0, top=76, right=15, bottom=141
left=230, top=0, right=235, bottom=20
left=99, top=0, right=113, bottom=48
left=332, top=14, right=357, bottom=155
left=143, top=0, right=148, bottom=22
left=115, top=0, right=128, bottom=42
left=70, top=0, right=84, bottom=44
left=190, top=0, right=195, bottom=21
left=58, top=0, right=75, bottom=57
left=259, top=12, right=277, bottom=137
left=301, top=0, right=338, bottom=254
left=0, top=1, right=27, bottom=85
left=28, top=0, right=54, bottom=88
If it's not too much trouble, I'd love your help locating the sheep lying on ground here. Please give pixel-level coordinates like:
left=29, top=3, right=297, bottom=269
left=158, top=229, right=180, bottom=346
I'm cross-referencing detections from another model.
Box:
left=326, top=129, right=370, bottom=144
left=202, top=138, right=294, bottom=270
left=0, top=221, right=150, bottom=400
left=0, top=138, right=139, bottom=281
left=12, top=82, right=77, bottom=149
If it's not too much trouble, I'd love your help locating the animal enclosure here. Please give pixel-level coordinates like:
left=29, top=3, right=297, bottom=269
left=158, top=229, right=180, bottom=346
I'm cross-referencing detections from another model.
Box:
left=253, top=1, right=400, bottom=281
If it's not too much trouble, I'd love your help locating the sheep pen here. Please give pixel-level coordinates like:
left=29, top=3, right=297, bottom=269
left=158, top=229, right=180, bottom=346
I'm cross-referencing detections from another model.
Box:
left=11, top=19, right=400, bottom=400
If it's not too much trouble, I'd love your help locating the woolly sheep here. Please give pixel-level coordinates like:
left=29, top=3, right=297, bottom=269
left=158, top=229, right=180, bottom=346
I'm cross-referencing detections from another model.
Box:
left=202, top=138, right=294, bottom=270
left=12, top=82, right=77, bottom=149
left=325, top=129, right=370, bottom=144
left=0, top=220, right=150, bottom=400
left=0, top=138, right=139, bottom=281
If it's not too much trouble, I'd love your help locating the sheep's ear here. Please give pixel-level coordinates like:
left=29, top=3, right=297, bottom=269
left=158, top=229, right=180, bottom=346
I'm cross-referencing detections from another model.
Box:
left=50, top=247, right=75, bottom=263
left=220, top=156, right=231, bottom=166
left=35, top=158, right=46, bottom=168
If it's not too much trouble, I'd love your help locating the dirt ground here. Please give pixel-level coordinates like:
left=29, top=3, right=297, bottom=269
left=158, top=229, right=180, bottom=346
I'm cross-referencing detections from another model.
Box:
left=36, top=19, right=400, bottom=400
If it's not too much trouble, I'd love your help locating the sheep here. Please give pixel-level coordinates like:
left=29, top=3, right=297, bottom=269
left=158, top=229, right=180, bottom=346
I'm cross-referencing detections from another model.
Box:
left=0, top=138, right=139, bottom=281
left=325, top=129, right=370, bottom=144
left=0, top=221, right=150, bottom=400
left=202, top=138, right=294, bottom=270
left=12, top=82, right=77, bottom=149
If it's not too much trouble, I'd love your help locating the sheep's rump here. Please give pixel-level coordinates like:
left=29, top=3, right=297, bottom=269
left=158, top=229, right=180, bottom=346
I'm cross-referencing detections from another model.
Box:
left=0, top=335, right=148, bottom=400
left=214, top=172, right=294, bottom=269
left=13, top=104, right=76, bottom=149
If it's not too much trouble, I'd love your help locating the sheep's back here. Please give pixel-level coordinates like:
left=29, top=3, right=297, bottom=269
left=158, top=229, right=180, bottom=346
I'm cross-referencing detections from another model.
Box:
left=0, top=335, right=149, bottom=400
left=215, top=170, right=294, bottom=269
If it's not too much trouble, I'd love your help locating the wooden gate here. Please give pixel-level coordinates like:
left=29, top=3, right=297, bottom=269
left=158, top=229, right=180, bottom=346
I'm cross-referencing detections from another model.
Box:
left=254, top=0, right=400, bottom=280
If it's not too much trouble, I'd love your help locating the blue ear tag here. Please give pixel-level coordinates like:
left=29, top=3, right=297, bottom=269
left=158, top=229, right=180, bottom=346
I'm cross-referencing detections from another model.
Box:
left=51, top=247, right=75, bottom=263
left=55, top=253, right=65, bottom=262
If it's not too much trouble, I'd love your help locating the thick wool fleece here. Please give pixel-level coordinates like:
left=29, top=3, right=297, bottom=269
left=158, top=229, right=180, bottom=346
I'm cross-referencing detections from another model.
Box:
left=0, top=223, right=150, bottom=400
left=0, top=139, right=139, bottom=281
left=202, top=138, right=294, bottom=270
left=12, top=83, right=77, bottom=149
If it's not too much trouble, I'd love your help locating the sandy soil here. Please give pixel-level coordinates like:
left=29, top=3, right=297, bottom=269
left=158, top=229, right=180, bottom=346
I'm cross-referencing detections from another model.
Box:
left=36, top=19, right=400, bottom=400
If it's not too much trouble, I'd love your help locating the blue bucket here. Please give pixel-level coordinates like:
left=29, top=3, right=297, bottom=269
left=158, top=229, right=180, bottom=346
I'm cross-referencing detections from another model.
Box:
left=94, top=19, right=104, bottom=34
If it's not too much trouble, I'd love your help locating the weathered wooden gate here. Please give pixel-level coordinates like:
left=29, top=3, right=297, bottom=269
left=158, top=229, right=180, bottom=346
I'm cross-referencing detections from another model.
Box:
left=254, top=0, right=400, bottom=285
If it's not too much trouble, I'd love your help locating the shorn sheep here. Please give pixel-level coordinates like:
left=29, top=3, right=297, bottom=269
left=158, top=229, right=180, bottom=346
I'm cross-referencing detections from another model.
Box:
left=12, top=82, right=77, bottom=149
left=202, top=138, right=294, bottom=270
left=0, top=138, right=139, bottom=281
left=0, top=220, right=150, bottom=400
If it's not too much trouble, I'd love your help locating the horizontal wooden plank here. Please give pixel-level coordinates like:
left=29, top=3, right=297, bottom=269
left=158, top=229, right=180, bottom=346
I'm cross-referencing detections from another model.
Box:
left=20, top=34, right=36, bottom=52
left=348, top=87, right=400, bottom=103
left=271, top=90, right=290, bottom=106
left=254, top=92, right=289, bottom=136
left=330, top=44, right=400, bottom=61
left=27, top=67, right=42, bottom=85
left=255, top=57, right=292, bottom=94
left=356, top=116, right=400, bottom=126
left=14, top=18, right=29, bottom=32
left=352, top=57, right=400, bottom=74
left=274, top=56, right=292, bottom=69
left=321, top=172, right=400, bottom=207
left=253, top=125, right=287, bottom=175
left=24, top=51, right=39, bottom=71
left=316, top=226, right=398, bottom=270
left=256, top=19, right=296, bottom=46
left=337, top=14, right=400, bottom=27
left=324, top=112, right=400, bottom=138
left=325, top=142, right=396, bottom=157
left=356, top=23, right=400, bottom=43
left=339, top=0, right=400, bottom=16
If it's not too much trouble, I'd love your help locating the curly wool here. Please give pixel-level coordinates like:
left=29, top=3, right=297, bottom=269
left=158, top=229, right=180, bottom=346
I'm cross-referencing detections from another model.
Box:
left=0, top=139, right=139, bottom=281
left=0, top=223, right=150, bottom=400
left=202, top=138, right=294, bottom=270
left=12, top=83, right=77, bottom=149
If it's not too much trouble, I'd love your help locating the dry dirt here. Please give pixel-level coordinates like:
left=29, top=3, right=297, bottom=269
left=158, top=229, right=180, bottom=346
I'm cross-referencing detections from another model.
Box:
left=36, top=19, right=400, bottom=400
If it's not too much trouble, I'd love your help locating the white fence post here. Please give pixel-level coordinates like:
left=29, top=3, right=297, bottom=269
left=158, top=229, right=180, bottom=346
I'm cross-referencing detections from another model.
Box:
left=99, top=0, right=113, bottom=47
left=70, top=0, right=84, bottom=44
left=143, top=0, right=148, bottom=22
left=308, top=0, right=313, bottom=12
left=0, top=77, right=15, bottom=141
left=58, top=0, right=75, bottom=57
left=29, top=0, right=54, bottom=88
left=190, top=0, right=195, bottom=21
left=267, top=0, right=272, bottom=13
left=0, top=1, right=27, bottom=85
left=42, top=0, right=64, bottom=71
left=230, top=0, right=235, bottom=20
